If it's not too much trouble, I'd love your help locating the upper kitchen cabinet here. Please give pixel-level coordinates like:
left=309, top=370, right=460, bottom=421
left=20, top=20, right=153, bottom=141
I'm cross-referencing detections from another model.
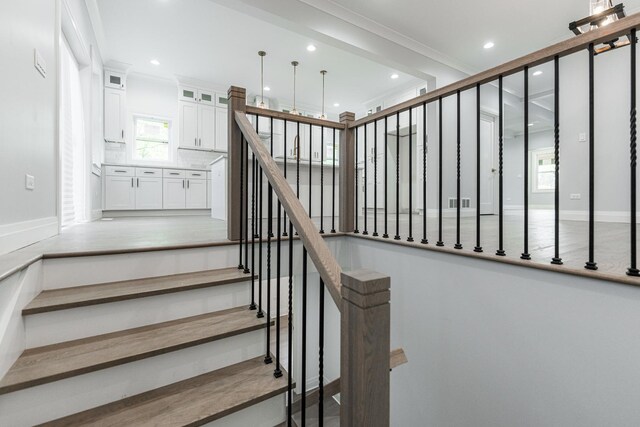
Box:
left=104, top=88, right=126, bottom=143
left=198, top=103, right=215, bottom=150
left=215, top=93, right=228, bottom=108
left=178, top=85, right=198, bottom=103
left=104, top=69, right=126, bottom=90
left=179, top=101, right=199, bottom=149
left=214, top=105, right=227, bottom=152
left=178, top=85, right=225, bottom=152
left=198, top=89, right=215, bottom=106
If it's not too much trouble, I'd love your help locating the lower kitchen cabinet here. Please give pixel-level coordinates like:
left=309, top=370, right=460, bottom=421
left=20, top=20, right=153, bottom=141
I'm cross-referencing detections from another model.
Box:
left=163, top=178, right=187, bottom=209
left=186, top=178, right=207, bottom=209
left=105, top=176, right=136, bottom=210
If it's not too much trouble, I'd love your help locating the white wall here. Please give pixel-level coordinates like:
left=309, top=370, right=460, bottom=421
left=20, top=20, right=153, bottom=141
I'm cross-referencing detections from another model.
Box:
left=345, top=237, right=640, bottom=427
left=105, top=74, right=218, bottom=169
left=0, top=0, right=60, bottom=253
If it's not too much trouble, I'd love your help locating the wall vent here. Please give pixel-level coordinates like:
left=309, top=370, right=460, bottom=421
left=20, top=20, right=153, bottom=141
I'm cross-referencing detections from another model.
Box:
left=448, top=198, right=470, bottom=209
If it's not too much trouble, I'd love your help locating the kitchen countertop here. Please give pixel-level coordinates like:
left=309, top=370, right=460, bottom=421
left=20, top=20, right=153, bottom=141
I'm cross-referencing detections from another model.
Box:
left=102, top=163, right=210, bottom=172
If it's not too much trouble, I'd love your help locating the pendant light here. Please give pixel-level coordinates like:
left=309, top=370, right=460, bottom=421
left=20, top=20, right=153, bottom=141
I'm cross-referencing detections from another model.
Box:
left=258, top=51, right=267, bottom=109
left=290, top=61, right=300, bottom=116
left=320, top=70, right=327, bottom=120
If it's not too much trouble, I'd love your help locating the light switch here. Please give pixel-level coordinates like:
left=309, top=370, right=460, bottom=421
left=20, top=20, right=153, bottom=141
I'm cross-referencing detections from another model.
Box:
left=25, top=174, right=35, bottom=190
left=34, top=49, right=46, bottom=78
left=570, top=193, right=581, bottom=200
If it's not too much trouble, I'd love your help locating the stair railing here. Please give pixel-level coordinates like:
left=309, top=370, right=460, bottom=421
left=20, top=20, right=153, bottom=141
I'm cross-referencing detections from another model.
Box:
left=228, top=86, right=393, bottom=426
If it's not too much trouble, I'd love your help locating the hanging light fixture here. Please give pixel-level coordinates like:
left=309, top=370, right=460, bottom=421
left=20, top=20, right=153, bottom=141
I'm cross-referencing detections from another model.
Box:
left=290, top=61, right=300, bottom=116
left=569, top=2, right=628, bottom=54
left=320, top=70, right=327, bottom=120
left=258, top=51, right=267, bottom=109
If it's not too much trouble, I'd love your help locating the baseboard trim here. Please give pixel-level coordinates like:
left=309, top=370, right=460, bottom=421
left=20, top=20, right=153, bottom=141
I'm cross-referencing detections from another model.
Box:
left=0, top=217, right=58, bottom=256
left=102, top=209, right=211, bottom=218
left=90, top=209, right=102, bottom=221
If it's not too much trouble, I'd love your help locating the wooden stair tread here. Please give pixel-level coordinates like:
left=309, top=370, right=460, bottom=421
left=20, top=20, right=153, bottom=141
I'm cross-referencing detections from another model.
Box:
left=23, top=267, right=252, bottom=315
left=41, top=356, right=288, bottom=427
left=0, top=306, right=269, bottom=395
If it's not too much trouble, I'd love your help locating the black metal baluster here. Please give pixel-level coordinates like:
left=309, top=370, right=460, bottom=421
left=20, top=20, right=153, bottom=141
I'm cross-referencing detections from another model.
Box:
left=250, top=154, right=257, bottom=310
left=585, top=44, right=597, bottom=270
left=287, top=219, right=293, bottom=425
left=244, top=137, right=250, bottom=273
left=373, top=120, right=379, bottom=236
left=239, top=134, right=244, bottom=269
left=455, top=91, right=462, bottom=250
left=521, top=68, right=531, bottom=260
left=320, top=126, right=325, bottom=234
left=318, top=278, right=325, bottom=426
left=355, top=126, right=360, bottom=234
left=309, top=125, right=313, bottom=226
left=331, top=128, right=337, bottom=233
left=384, top=116, right=389, bottom=239
left=363, top=123, right=368, bottom=235
left=496, top=76, right=506, bottom=257
left=408, top=108, right=414, bottom=242
left=629, top=30, right=639, bottom=276
left=274, top=192, right=282, bottom=376
left=258, top=167, right=265, bottom=317
left=395, top=112, right=401, bottom=240
left=474, top=84, right=483, bottom=253
left=301, top=248, right=308, bottom=423
left=296, top=122, right=300, bottom=236
left=265, top=163, right=273, bottom=363
left=551, top=56, right=563, bottom=265
left=422, top=103, right=428, bottom=244
left=437, top=97, right=444, bottom=247
left=283, top=120, right=289, bottom=237
left=269, top=118, right=274, bottom=239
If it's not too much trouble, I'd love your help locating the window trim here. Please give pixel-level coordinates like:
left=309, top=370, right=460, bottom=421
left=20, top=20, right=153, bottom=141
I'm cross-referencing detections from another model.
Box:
left=131, top=114, right=173, bottom=165
left=530, top=147, right=555, bottom=194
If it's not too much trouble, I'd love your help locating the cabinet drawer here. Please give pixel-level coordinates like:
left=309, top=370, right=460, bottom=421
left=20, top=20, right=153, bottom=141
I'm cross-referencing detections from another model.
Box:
left=135, top=167, right=162, bottom=177
left=105, top=166, right=135, bottom=177
left=186, top=170, right=206, bottom=179
left=163, top=169, right=185, bottom=178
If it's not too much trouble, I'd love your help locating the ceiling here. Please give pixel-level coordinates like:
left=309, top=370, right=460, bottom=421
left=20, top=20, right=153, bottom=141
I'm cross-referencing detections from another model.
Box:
left=93, top=0, right=422, bottom=116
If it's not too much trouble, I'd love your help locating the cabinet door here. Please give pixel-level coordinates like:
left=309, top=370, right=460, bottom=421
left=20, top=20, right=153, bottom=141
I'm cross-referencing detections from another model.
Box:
left=105, top=176, right=135, bottom=210
left=198, top=104, right=215, bottom=150
left=215, top=107, right=228, bottom=152
left=104, top=88, right=126, bottom=143
left=178, top=86, right=198, bottom=103
left=179, top=101, right=198, bottom=149
left=186, top=179, right=207, bottom=208
left=163, top=178, right=186, bottom=209
left=197, top=89, right=215, bottom=106
left=135, top=177, right=163, bottom=209
left=104, top=70, right=125, bottom=90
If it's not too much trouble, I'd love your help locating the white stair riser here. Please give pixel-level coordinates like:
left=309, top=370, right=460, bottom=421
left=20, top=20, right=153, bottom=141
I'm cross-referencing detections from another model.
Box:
left=203, top=394, right=286, bottom=427
left=42, top=245, right=239, bottom=289
left=0, top=329, right=267, bottom=426
left=25, top=281, right=251, bottom=348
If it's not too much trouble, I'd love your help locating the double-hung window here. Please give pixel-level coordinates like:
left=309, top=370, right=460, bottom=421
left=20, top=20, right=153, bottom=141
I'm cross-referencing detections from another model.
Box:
left=133, top=116, right=170, bottom=162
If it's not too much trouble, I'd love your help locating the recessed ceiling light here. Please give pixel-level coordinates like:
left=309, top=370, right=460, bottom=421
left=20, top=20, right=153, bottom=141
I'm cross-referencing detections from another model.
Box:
left=483, top=41, right=495, bottom=49
left=264, top=86, right=271, bottom=91
left=307, top=44, right=316, bottom=52
left=533, top=70, right=543, bottom=76
left=150, top=59, right=160, bottom=66
left=333, top=102, right=340, bottom=107
left=390, top=73, right=399, bottom=79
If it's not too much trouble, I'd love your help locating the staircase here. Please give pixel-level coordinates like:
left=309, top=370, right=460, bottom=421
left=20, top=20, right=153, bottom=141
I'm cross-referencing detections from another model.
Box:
left=0, top=266, right=288, bottom=426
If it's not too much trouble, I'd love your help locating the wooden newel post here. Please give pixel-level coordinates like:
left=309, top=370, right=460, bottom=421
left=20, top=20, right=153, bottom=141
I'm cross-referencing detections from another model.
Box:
left=227, top=86, right=247, bottom=241
left=339, top=112, right=355, bottom=233
left=340, top=269, right=391, bottom=427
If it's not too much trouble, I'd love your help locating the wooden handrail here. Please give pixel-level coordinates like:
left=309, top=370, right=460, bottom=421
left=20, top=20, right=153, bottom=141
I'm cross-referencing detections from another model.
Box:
left=234, top=111, right=343, bottom=306
left=352, top=11, right=640, bottom=128
left=245, top=105, right=345, bottom=130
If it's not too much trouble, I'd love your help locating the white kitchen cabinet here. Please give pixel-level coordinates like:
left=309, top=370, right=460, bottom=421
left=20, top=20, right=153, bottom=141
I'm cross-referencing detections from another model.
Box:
left=104, top=70, right=126, bottom=90
left=186, top=178, right=207, bottom=208
left=135, top=177, right=163, bottom=209
left=198, top=89, right=215, bottom=106
left=105, top=175, right=135, bottom=210
left=179, top=101, right=198, bottom=149
left=215, top=107, right=227, bottom=152
left=215, top=93, right=228, bottom=108
left=104, top=88, right=126, bottom=143
left=179, top=86, right=198, bottom=103
left=163, top=178, right=186, bottom=209
left=198, top=104, right=215, bottom=150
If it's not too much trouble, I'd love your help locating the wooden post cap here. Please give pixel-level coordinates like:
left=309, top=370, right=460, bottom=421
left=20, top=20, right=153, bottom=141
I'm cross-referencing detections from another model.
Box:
left=228, top=86, right=246, bottom=99
left=339, top=111, right=355, bottom=123
left=341, top=269, right=390, bottom=309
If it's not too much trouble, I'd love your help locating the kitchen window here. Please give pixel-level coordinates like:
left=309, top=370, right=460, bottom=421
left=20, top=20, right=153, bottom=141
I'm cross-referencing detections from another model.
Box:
left=133, top=116, right=171, bottom=162
left=531, top=148, right=555, bottom=193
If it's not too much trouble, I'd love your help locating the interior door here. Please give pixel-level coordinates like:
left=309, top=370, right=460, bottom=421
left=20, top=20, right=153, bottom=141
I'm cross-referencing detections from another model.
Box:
left=179, top=101, right=198, bottom=149
left=198, top=104, right=215, bottom=150
left=135, top=177, right=163, bottom=209
left=163, top=178, right=186, bottom=209
left=186, top=179, right=207, bottom=208
left=480, top=114, right=496, bottom=215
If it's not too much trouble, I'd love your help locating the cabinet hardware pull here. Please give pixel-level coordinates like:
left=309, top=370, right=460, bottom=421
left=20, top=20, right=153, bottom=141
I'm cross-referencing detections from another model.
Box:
left=183, top=179, right=185, bottom=188
left=122, top=130, right=124, bottom=139
left=137, top=178, right=139, bottom=187
left=144, top=171, right=153, bottom=174
left=195, top=137, right=197, bottom=146
left=170, top=172, right=179, bottom=175
left=115, top=170, right=126, bottom=173
left=187, top=180, right=190, bottom=189
left=131, top=178, right=134, bottom=187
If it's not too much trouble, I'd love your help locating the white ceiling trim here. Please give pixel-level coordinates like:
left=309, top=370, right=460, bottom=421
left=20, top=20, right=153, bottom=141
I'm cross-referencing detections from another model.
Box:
left=84, top=0, right=109, bottom=61
left=298, top=0, right=477, bottom=75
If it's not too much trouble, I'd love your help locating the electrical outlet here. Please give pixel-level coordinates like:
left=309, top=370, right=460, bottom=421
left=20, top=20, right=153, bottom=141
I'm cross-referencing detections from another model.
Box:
left=25, top=174, right=35, bottom=190
left=578, top=133, right=586, bottom=142
left=570, top=193, right=581, bottom=200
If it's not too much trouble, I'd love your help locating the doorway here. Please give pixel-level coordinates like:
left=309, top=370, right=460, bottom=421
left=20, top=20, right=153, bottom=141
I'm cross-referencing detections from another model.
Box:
left=479, top=113, right=497, bottom=215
